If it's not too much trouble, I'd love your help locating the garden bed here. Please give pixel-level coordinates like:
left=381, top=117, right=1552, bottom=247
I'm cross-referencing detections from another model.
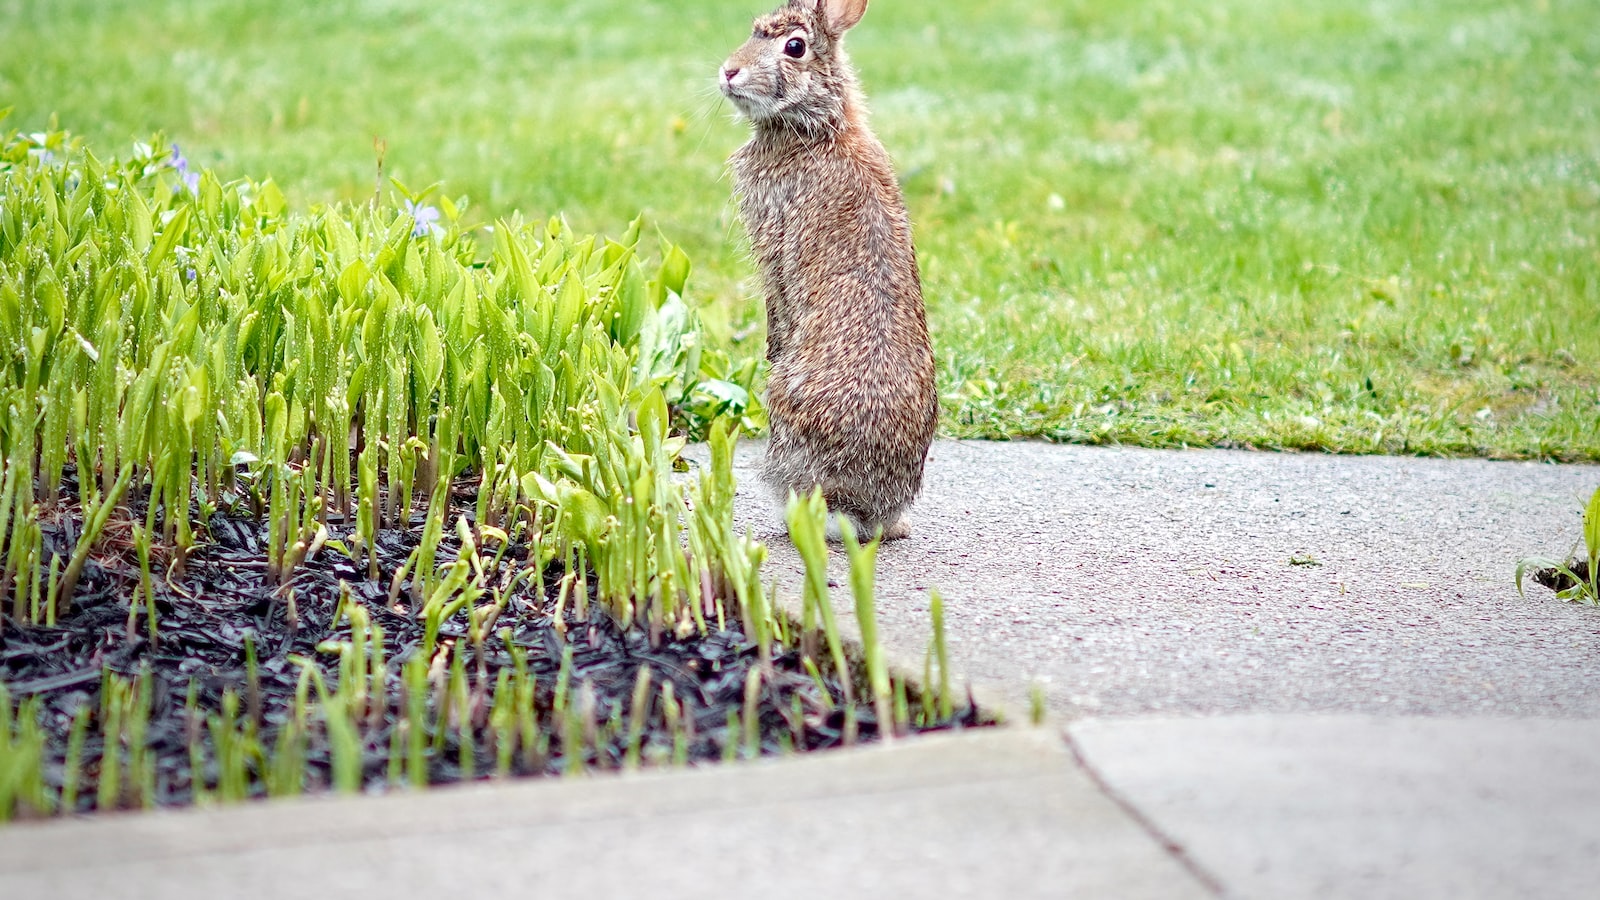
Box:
left=0, top=467, right=981, bottom=817
left=0, top=129, right=979, bottom=821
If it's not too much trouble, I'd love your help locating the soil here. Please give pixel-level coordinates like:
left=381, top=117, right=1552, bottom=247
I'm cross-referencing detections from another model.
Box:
left=1534, top=559, right=1593, bottom=594
left=1, top=471, right=982, bottom=815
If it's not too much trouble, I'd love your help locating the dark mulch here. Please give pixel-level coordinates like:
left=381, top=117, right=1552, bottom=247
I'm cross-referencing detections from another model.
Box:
left=1, top=473, right=981, bottom=814
left=1533, top=558, right=1593, bottom=594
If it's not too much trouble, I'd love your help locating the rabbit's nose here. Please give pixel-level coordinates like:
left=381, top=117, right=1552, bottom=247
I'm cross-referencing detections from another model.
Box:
left=722, top=66, right=741, bottom=83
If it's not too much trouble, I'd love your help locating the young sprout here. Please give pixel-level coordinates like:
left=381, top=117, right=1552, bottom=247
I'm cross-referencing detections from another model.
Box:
left=0, top=688, right=51, bottom=819
left=185, top=680, right=209, bottom=806
left=622, top=665, right=652, bottom=772
left=561, top=679, right=588, bottom=777
left=722, top=709, right=740, bottom=763
left=403, top=656, right=429, bottom=788
left=786, top=490, right=854, bottom=718
left=127, top=671, right=154, bottom=809
left=661, top=681, right=687, bottom=767
left=451, top=648, right=475, bottom=780
left=490, top=668, right=516, bottom=778
left=741, top=666, right=762, bottom=758
left=268, top=716, right=306, bottom=799
left=56, top=464, right=134, bottom=611
left=132, top=523, right=158, bottom=647
left=839, top=518, right=891, bottom=740
left=930, top=590, right=953, bottom=722
left=893, top=676, right=910, bottom=736
left=244, top=635, right=262, bottom=732
left=97, top=680, right=124, bottom=812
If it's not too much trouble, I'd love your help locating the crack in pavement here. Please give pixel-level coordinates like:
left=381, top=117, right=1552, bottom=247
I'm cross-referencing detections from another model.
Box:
left=1059, top=726, right=1229, bottom=898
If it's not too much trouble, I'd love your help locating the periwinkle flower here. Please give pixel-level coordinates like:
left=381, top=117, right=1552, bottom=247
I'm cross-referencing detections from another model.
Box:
left=169, top=143, right=200, bottom=194
left=175, top=245, right=197, bottom=281
left=404, top=198, right=441, bottom=238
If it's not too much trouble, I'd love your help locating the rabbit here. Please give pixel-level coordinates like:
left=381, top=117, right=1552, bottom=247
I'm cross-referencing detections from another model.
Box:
left=719, top=0, right=937, bottom=541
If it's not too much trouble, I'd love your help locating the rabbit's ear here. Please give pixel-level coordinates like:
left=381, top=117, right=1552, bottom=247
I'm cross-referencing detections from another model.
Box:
left=820, top=0, right=868, bottom=33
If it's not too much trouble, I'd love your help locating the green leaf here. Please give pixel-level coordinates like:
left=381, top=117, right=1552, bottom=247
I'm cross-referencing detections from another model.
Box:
left=637, top=385, right=668, bottom=462
left=180, top=382, right=203, bottom=430
left=255, top=179, right=286, bottom=218
left=148, top=205, right=189, bottom=271
left=620, top=214, right=644, bottom=250
left=609, top=258, right=647, bottom=347
left=413, top=306, right=444, bottom=394
left=35, top=266, right=65, bottom=335
left=840, top=519, right=889, bottom=723
left=122, top=179, right=153, bottom=254
left=636, top=292, right=694, bottom=388
left=362, top=280, right=391, bottom=351
left=695, top=378, right=749, bottom=411
left=338, top=258, right=372, bottom=307
left=265, top=391, right=288, bottom=460
left=559, top=483, right=608, bottom=546
left=1584, top=486, right=1600, bottom=568
left=544, top=441, right=590, bottom=483
left=521, top=471, right=561, bottom=505
left=554, top=273, right=585, bottom=347
left=655, top=239, right=690, bottom=304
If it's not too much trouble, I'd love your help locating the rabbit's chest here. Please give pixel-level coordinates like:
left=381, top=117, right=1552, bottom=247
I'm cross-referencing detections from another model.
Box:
left=735, top=172, right=800, bottom=253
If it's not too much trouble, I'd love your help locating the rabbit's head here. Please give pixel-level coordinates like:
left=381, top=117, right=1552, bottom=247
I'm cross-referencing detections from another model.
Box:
left=719, top=0, right=869, bottom=133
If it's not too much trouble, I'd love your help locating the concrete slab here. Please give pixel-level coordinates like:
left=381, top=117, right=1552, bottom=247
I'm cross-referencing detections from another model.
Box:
left=0, top=728, right=1211, bottom=899
left=694, top=440, right=1600, bottom=718
left=1066, top=715, right=1600, bottom=899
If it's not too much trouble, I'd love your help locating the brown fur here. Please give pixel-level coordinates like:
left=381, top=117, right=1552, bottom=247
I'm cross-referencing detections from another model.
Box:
left=719, top=0, right=936, bottom=541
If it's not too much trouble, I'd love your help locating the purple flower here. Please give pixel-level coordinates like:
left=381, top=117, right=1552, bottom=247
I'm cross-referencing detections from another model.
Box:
left=404, top=198, right=441, bottom=238
left=175, top=245, right=197, bottom=281
left=169, top=143, right=199, bottom=194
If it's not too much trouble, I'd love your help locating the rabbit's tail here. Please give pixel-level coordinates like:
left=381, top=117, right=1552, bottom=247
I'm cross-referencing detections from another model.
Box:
left=762, top=424, right=921, bottom=537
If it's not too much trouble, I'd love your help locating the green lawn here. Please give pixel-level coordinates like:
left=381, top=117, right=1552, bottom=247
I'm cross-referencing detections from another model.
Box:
left=4, top=0, right=1597, bottom=459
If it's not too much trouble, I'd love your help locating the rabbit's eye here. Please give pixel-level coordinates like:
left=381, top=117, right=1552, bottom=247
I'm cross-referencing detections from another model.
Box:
left=783, top=37, right=806, bottom=58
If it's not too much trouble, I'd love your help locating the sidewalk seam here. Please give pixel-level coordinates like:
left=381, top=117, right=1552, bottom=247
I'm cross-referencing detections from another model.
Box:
left=1060, top=728, right=1228, bottom=898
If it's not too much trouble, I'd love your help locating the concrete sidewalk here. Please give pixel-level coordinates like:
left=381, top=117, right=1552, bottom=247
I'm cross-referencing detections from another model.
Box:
left=7, top=717, right=1599, bottom=899
left=1067, top=715, right=1600, bottom=899
left=0, top=729, right=1210, bottom=900
left=7, top=441, right=1600, bottom=898
left=704, top=439, right=1600, bottom=718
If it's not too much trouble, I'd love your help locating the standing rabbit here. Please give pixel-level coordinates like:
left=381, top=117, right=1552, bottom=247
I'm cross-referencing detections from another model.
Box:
left=719, top=0, right=937, bottom=541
